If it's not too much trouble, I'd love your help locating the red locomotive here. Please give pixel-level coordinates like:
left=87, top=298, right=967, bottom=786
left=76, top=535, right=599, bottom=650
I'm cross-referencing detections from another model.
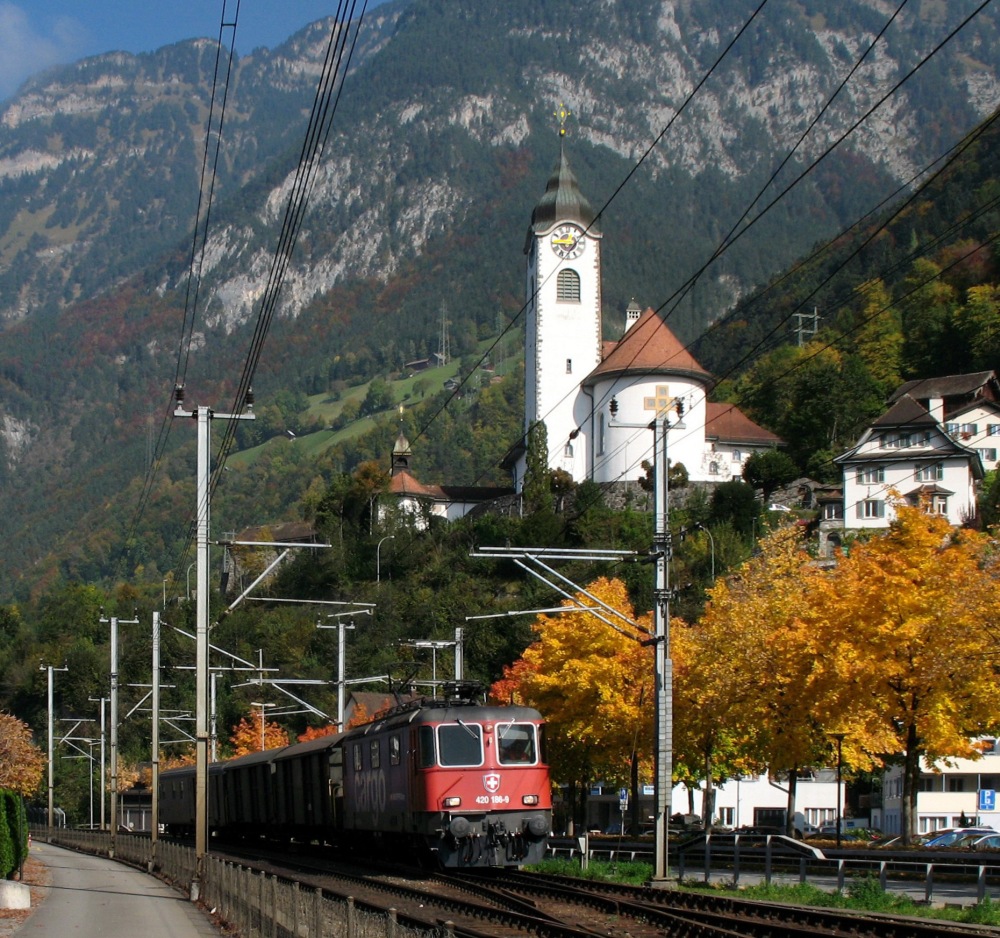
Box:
left=159, top=685, right=552, bottom=868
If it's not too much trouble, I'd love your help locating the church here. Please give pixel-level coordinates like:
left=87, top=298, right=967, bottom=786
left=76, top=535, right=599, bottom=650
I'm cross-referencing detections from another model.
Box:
left=508, top=139, right=781, bottom=492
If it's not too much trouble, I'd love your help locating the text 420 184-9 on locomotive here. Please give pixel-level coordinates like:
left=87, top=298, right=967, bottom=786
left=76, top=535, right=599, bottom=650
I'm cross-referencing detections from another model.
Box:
left=159, top=692, right=552, bottom=869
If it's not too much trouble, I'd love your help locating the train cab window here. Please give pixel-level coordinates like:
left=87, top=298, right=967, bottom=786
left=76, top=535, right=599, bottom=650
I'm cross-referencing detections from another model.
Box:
left=438, top=721, right=484, bottom=767
left=370, top=739, right=380, bottom=769
left=390, top=734, right=401, bottom=766
left=353, top=743, right=362, bottom=772
left=497, top=723, right=537, bottom=765
left=418, top=726, right=435, bottom=768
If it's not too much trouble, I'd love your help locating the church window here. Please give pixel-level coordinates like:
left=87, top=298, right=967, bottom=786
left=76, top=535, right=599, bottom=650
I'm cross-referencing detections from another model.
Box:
left=598, top=412, right=605, bottom=455
left=556, top=269, right=580, bottom=302
left=731, top=450, right=742, bottom=463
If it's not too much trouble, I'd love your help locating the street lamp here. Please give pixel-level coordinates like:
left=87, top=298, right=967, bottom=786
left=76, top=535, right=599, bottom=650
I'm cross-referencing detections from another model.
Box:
left=377, top=535, right=395, bottom=583
left=829, top=732, right=846, bottom=849
left=251, top=702, right=277, bottom=751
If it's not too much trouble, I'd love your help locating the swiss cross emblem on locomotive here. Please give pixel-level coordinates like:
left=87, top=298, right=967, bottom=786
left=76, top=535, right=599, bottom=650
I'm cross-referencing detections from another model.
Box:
left=483, top=772, right=501, bottom=793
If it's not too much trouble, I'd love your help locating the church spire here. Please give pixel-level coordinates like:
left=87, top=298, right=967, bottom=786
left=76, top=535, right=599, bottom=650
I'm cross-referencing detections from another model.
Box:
left=525, top=106, right=600, bottom=244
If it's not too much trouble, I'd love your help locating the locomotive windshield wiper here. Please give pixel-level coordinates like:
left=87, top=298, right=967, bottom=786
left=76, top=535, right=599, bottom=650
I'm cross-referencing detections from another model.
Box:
left=497, top=720, right=515, bottom=739
left=456, top=719, right=478, bottom=738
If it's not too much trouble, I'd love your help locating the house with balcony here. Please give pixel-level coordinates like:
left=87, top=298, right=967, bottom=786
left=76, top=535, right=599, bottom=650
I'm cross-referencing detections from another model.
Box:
left=889, top=371, right=1000, bottom=474
left=832, top=387, right=984, bottom=534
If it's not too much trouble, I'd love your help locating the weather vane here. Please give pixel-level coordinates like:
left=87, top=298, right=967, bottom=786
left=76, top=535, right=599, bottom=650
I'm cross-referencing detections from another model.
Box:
left=554, top=103, right=571, bottom=137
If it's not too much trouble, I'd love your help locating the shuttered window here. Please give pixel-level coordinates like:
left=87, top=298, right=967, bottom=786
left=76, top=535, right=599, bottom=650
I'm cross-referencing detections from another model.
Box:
left=556, top=269, right=580, bottom=301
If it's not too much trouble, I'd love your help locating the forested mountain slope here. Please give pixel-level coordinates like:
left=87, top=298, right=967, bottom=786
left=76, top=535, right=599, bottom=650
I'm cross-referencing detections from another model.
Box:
left=1, top=0, right=1000, bottom=596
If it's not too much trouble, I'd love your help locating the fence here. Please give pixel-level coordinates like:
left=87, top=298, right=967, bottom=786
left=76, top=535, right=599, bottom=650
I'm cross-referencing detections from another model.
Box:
left=35, top=828, right=451, bottom=938
left=550, top=832, right=1000, bottom=905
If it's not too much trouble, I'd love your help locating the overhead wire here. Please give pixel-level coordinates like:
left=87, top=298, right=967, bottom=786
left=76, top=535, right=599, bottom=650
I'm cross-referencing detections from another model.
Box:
left=579, top=0, right=996, bottom=481
left=118, top=0, right=242, bottom=572
left=209, top=0, right=368, bottom=501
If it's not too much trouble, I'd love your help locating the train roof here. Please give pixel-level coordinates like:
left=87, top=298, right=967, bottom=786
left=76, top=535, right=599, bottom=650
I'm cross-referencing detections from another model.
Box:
left=343, top=702, right=543, bottom=738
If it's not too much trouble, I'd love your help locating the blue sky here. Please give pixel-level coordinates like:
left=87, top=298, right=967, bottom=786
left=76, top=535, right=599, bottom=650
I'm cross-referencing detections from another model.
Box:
left=0, top=1, right=390, bottom=101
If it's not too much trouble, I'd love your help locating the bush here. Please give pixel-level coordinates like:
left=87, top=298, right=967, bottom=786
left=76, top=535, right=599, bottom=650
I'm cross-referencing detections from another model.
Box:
left=0, top=790, right=27, bottom=878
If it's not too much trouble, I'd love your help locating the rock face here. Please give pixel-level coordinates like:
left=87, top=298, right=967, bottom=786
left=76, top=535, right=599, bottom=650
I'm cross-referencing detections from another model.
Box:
left=1, top=0, right=1000, bottom=591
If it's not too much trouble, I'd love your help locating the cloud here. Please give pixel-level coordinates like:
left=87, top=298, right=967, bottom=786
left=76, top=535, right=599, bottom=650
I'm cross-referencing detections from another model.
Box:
left=0, top=3, right=87, bottom=102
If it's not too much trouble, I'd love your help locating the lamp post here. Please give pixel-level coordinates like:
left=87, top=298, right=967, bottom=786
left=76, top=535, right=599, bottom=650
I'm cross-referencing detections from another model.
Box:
left=829, top=732, right=846, bottom=849
left=376, top=535, right=395, bottom=583
left=251, top=702, right=277, bottom=750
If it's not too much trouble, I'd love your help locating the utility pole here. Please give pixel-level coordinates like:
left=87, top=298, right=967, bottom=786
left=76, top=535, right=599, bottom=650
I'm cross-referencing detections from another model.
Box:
left=173, top=385, right=255, bottom=898
left=150, top=611, right=161, bottom=871
left=40, top=663, right=68, bottom=834
left=609, top=393, right=684, bottom=881
left=88, top=697, right=107, bottom=829
left=100, top=611, right=138, bottom=857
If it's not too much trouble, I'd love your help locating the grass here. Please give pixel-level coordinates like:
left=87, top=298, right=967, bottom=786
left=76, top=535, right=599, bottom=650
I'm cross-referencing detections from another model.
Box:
left=528, top=860, right=1000, bottom=926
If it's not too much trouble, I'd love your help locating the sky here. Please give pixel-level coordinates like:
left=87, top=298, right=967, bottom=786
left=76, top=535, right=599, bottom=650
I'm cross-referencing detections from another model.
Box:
left=0, top=0, right=391, bottom=101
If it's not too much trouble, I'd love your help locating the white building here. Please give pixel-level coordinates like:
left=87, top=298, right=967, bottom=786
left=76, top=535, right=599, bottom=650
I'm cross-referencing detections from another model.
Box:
left=510, top=144, right=781, bottom=490
left=890, top=371, right=1000, bottom=474
left=835, top=391, right=983, bottom=529
left=586, top=772, right=845, bottom=835
left=880, top=740, right=1000, bottom=836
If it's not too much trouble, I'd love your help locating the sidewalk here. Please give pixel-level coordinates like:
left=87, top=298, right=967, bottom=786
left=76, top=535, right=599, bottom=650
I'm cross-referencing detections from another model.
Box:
left=0, top=842, right=221, bottom=937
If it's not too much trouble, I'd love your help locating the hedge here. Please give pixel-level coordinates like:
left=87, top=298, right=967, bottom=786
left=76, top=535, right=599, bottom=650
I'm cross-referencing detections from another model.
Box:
left=0, top=790, right=27, bottom=879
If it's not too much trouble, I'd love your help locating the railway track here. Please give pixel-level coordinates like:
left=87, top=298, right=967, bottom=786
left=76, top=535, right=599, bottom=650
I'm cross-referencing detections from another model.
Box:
left=450, top=868, right=1000, bottom=938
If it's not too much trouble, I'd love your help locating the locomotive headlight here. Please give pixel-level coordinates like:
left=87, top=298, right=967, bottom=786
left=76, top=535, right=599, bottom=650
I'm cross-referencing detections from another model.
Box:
left=522, top=795, right=539, bottom=805
left=442, top=796, right=462, bottom=807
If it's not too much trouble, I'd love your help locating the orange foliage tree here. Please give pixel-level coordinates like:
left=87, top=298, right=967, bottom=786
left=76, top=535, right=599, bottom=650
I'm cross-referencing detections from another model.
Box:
left=298, top=724, right=339, bottom=742
left=490, top=577, right=654, bottom=830
left=0, top=712, right=44, bottom=796
left=229, top=711, right=290, bottom=757
left=794, top=504, right=1000, bottom=841
left=679, top=523, right=831, bottom=831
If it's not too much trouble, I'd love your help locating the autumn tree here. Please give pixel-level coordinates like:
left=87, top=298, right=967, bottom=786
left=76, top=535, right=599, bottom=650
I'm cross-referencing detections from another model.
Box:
left=677, top=525, right=817, bottom=830
left=298, top=724, right=339, bottom=742
left=0, top=713, right=44, bottom=796
left=229, top=711, right=290, bottom=757
left=795, top=504, right=1000, bottom=842
left=490, top=577, right=654, bottom=834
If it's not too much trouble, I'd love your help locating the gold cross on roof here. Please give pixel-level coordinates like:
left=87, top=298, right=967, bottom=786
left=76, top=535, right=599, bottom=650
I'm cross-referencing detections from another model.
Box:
left=643, top=385, right=674, bottom=415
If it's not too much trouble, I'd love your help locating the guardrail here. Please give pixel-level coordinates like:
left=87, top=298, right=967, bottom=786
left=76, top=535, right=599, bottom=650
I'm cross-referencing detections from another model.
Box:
left=548, top=832, right=1000, bottom=904
left=33, top=827, right=442, bottom=938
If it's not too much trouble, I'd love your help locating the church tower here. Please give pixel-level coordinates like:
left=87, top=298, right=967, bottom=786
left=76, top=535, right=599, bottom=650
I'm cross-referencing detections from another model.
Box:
left=518, top=113, right=602, bottom=487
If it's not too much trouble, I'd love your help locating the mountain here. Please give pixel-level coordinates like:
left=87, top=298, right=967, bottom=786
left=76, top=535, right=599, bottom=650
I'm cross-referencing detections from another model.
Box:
left=2, top=0, right=1000, bottom=598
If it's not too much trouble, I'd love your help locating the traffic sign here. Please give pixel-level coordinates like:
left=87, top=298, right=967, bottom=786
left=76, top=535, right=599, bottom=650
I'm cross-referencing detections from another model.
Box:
left=980, top=789, right=996, bottom=812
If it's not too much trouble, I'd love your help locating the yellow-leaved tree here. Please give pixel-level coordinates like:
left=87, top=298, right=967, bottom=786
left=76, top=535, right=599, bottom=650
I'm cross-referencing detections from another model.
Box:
left=229, top=711, right=290, bottom=757
left=796, top=503, right=1000, bottom=842
left=491, top=577, right=654, bottom=834
left=677, top=524, right=820, bottom=831
left=0, top=712, right=44, bottom=796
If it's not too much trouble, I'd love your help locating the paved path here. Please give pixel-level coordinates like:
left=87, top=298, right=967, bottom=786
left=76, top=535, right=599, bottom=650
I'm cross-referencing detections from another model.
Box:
left=7, top=842, right=220, bottom=937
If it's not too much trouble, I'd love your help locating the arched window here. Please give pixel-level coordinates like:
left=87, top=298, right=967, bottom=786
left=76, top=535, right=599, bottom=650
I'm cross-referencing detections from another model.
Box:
left=556, top=269, right=580, bottom=302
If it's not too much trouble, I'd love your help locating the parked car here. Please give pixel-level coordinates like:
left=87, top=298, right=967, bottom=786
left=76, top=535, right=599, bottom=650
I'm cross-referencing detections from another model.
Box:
left=966, top=833, right=1000, bottom=850
left=924, top=827, right=996, bottom=848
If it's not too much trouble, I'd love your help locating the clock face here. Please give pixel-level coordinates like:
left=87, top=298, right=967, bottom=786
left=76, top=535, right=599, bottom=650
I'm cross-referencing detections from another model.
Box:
left=550, top=224, right=585, bottom=260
